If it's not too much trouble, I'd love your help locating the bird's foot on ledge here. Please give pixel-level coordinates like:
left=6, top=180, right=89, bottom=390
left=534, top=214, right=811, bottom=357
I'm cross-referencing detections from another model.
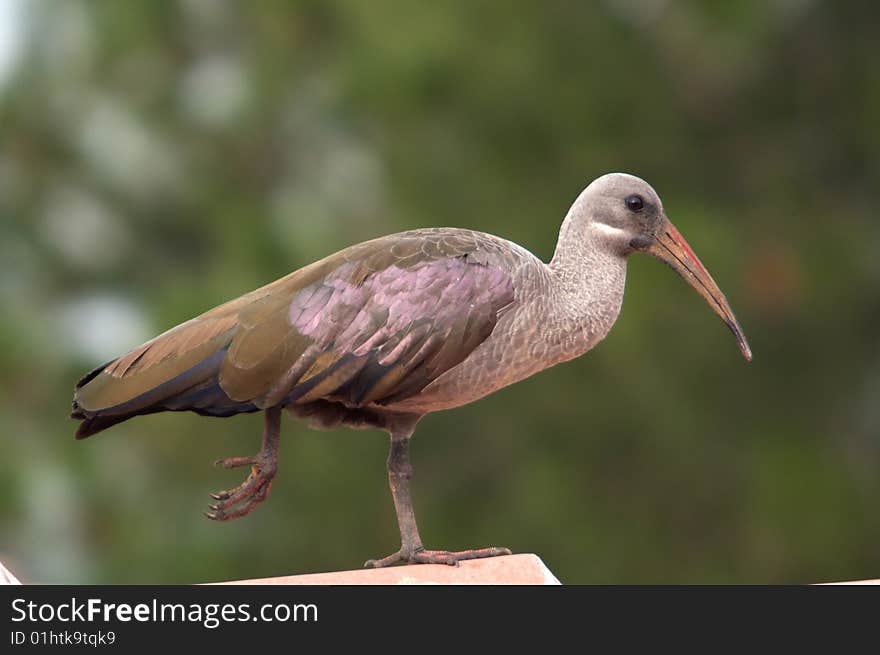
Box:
left=364, top=546, right=512, bottom=568
left=204, top=453, right=277, bottom=521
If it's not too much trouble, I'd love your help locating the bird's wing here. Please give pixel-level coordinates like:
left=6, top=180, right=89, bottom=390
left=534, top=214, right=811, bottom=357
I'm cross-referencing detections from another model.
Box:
left=72, top=230, right=516, bottom=436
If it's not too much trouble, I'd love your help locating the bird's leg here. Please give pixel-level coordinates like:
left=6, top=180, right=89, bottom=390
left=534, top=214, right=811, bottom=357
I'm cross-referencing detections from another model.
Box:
left=364, top=433, right=512, bottom=568
left=366, top=436, right=424, bottom=567
left=205, top=406, right=281, bottom=522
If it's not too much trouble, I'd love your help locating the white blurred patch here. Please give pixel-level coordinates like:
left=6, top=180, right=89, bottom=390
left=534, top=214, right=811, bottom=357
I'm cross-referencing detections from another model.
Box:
left=270, top=82, right=389, bottom=254
left=56, top=295, right=152, bottom=363
left=179, top=54, right=249, bottom=127
left=77, top=97, right=182, bottom=202
left=18, top=461, right=96, bottom=584
left=18, top=1, right=96, bottom=125
left=40, top=184, right=131, bottom=271
left=0, top=0, right=24, bottom=90
left=37, top=0, right=94, bottom=69
left=271, top=141, right=388, bottom=255
left=0, top=234, right=46, bottom=308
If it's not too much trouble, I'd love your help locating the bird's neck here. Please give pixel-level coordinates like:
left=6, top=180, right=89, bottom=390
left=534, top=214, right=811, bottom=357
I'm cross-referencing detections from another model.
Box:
left=541, top=217, right=628, bottom=361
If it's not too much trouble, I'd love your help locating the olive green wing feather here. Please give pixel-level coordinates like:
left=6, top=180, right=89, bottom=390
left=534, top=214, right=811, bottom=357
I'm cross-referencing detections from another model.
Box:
left=71, top=229, right=515, bottom=438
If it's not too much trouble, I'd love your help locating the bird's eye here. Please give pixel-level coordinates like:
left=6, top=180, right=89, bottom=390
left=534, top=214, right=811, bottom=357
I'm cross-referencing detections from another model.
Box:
left=625, top=194, right=644, bottom=212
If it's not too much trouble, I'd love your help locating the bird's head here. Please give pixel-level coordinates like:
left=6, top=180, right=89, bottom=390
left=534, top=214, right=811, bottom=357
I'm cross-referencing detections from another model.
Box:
left=574, top=172, right=752, bottom=361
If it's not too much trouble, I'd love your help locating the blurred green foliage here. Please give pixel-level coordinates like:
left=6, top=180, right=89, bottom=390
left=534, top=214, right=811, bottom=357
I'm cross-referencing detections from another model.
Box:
left=1, top=0, right=878, bottom=584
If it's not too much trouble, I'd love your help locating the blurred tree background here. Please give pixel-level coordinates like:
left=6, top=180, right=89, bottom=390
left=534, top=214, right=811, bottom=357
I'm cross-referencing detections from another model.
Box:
left=1, top=0, right=878, bottom=584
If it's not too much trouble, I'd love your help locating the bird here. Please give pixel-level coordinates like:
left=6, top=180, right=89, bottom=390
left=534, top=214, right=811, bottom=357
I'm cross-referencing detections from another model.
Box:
left=71, top=173, right=751, bottom=568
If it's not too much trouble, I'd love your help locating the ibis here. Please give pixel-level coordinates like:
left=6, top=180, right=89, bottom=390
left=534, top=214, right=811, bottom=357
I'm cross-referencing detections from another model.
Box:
left=71, top=173, right=751, bottom=567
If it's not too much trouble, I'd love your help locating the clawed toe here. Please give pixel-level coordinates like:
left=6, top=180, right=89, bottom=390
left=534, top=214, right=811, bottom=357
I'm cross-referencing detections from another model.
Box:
left=205, top=484, right=270, bottom=521
left=205, top=456, right=276, bottom=522
left=200, top=407, right=281, bottom=522
left=214, top=455, right=257, bottom=470
left=364, top=552, right=403, bottom=568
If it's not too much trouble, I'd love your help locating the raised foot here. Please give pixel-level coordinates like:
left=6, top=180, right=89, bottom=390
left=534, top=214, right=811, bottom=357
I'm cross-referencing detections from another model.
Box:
left=364, top=546, right=512, bottom=568
left=204, top=453, right=277, bottom=522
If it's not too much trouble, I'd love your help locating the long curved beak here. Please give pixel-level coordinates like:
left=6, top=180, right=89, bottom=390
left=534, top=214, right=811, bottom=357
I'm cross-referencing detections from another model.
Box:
left=647, top=216, right=753, bottom=361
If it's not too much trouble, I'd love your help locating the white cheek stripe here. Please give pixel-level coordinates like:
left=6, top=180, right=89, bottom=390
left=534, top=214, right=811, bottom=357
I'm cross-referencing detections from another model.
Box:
left=592, top=222, right=629, bottom=238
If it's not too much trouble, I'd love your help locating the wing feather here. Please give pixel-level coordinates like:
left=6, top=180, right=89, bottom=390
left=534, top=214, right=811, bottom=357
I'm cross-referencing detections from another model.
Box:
left=72, top=229, right=517, bottom=438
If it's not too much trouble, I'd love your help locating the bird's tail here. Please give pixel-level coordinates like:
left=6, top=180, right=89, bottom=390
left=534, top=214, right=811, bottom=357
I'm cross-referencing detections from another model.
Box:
left=70, top=350, right=260, bottom=440
left=69, top=362, right=150, bottom=439
left=70, top=408, right=146, bottom=439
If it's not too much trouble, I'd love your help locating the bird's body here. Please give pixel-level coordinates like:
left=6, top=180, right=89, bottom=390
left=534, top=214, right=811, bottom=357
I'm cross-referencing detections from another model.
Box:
left=71, top=173, right=751, bottom=567
left=391, top=229, right=626, bottom=414
left=72, top=225, right=625, bottom=431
